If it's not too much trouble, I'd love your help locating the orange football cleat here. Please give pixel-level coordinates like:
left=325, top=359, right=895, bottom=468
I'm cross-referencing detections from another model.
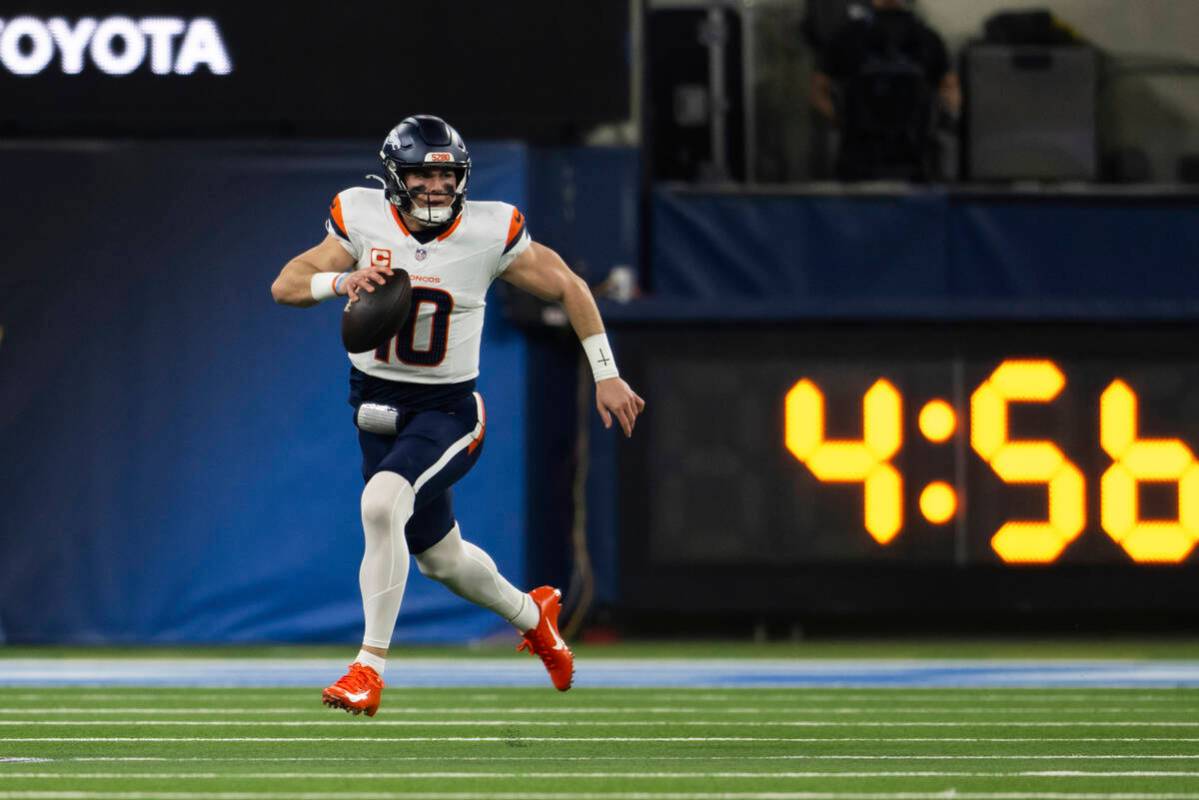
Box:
left=517, top=586, right=574, bottom=691
left=322, top=662, right=384, bottom=717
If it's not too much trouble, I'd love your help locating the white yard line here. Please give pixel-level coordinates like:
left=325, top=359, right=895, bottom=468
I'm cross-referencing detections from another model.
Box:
left=6, top=791, right=1199, bottom=800
left=6, top=720, right=1199, bottom=727
left=0, top=707, right=1193, bottom=716
left=10, top=771, right=1199, bottom=780
left=7, top=737, right=1199, bottom=743
left=44, top=756, right=1199, bottom=763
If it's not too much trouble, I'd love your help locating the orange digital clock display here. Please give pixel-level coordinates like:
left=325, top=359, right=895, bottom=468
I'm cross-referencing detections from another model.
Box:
left=784, top=359, right=1199, bottom=564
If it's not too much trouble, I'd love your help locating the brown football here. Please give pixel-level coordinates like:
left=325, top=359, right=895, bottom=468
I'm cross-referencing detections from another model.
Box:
left=341, top=268, right=413, bottom=353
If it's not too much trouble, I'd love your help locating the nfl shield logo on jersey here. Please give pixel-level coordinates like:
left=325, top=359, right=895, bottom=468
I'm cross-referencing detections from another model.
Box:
left=415, top=248, right=428, bottom=261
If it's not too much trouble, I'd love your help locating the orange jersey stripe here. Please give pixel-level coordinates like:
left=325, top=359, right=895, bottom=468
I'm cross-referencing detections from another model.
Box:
left=330, top=195, right=349, bottom=238
left=436, top=214, right=463, bottom=241
left=467, top=395, right=487, bottom=454
left=505, top=207, right=525, bottom=248
left=388, top=203, right=412, bottom=237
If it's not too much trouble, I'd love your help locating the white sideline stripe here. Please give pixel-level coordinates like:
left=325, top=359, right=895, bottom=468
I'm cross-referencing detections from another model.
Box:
left=412, top=392, right=483, bottom=494
left=9, top=720, right=1199, bottom=727
left=6, top=792, right=1199, bottom=800
left=4, top=693, right=511, bottom=702
left=6, top=691, right=1195, bottom=698
left=2, top=706, right=1193, bottom=716
left=12, top=771, right=1199, bottom=780
left=0, top=710, right=311, bottom=716
left=10, top=737, right=1199, bottom=743
left=5, top=691, right=1196, bottom=703
left=53, top=756, right=1199, bottom=763
left=6, top=657, right=1199, bottom=688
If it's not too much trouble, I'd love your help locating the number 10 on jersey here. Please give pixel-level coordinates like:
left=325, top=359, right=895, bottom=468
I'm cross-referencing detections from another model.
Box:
left=783, top=360, right=1199, bottom=564
left=374, top=288, right=454, bottom=367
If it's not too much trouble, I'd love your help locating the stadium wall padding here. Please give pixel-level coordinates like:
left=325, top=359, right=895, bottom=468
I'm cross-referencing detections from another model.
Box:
left=0, top=141, right=530, bottom=644
left=522, top=147, right=642, bottom=607
left=650, top=188, right=1199, bottom=315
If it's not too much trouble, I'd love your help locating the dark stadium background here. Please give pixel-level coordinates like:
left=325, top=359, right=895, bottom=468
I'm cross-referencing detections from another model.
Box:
left=2, top=0, right=1199, bottom=647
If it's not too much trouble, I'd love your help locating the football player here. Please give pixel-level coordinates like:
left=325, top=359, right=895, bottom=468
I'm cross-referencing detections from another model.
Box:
left=271, top=115, right=644, bottom=715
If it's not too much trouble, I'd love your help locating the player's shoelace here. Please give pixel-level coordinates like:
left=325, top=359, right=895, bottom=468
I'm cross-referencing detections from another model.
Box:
left=332, top=664, right=378, bottom=694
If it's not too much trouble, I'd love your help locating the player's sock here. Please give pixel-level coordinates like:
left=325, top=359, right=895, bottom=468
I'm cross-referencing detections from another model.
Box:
left=415, top=523, right=539, bottom=631
left=354, top=649, right=387, bottom=676
left=359, top=471, right=415, bottom=649
left=509, top=591, right=539, bottom=632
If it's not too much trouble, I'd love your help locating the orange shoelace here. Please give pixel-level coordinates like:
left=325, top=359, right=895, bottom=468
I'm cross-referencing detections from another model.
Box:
left=333, top=664, right=379, bottom=693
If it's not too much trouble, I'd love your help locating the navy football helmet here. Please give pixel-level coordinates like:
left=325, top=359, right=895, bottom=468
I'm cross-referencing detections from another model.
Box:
left=378, top=115, right=471, bottom=226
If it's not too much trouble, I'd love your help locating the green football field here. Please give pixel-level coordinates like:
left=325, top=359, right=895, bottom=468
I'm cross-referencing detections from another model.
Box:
left=3, top=681, right=1199, bottom=799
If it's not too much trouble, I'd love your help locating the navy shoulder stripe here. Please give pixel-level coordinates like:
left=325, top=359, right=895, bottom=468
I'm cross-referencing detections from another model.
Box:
left=502, top=220, right=527, bottom=254
left=329, top=215, right=351, bottom=241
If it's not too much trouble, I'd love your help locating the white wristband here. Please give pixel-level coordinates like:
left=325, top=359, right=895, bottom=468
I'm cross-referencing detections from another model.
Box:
left=310, top=271, right=348, bottom=301
left=581, top=333, right=620, bottom=382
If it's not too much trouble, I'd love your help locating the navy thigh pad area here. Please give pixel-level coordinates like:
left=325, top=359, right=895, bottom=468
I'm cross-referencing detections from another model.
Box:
left=356, top=392, right=485, bottom=553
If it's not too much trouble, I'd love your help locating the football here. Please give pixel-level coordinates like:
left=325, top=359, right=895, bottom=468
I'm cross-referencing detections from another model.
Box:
left=341, top=268, right=413, bottom=353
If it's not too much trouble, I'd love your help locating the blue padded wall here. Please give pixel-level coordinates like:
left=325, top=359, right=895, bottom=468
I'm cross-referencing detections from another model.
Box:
left=651, top=187, right=1199, bottom=317
left=0, top=141, right=529, bottom=643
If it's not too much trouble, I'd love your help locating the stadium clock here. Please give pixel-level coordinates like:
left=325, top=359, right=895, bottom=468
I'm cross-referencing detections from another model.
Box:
left=784, top=359, right=1199, bottom=564
left=619, top=323, right=1199, bottom=573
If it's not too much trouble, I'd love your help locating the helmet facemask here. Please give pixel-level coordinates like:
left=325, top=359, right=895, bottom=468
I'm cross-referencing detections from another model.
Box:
left=383, top=159, right=470, bottom=227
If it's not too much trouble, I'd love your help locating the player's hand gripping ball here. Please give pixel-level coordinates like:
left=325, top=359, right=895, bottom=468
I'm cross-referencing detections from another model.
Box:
left=341, top=268, right=413, bottom=353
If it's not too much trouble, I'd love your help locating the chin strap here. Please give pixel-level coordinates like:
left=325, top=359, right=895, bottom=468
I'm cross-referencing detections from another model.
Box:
left=410, top=204, right=455, bottom=225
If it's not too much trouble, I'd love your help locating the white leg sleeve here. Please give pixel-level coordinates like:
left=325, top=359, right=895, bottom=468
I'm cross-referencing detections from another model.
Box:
left=359, top=471, right=415, bottom=649
left=415, top=523, right=537, bottom=631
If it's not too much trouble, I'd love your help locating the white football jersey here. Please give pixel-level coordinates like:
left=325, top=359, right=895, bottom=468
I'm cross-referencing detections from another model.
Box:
left=326, top=187, right=531, bottom=384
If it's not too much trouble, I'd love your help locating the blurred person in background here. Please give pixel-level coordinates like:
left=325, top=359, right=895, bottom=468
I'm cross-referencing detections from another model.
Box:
left=810, top=0, right=961, bottom=180
left=271, top=115, right=645, bottom=716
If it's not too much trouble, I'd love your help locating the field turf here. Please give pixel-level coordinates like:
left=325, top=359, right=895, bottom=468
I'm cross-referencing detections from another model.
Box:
left=3, top=683, right=1199, bottom=799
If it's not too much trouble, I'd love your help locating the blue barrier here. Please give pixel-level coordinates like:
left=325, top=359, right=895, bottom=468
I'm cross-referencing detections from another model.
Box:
left=0, top=141, right=529, bottom=644
left=9, top=144, right=1197, bottom=644
left=651, top=186, right=1199, bottom=316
